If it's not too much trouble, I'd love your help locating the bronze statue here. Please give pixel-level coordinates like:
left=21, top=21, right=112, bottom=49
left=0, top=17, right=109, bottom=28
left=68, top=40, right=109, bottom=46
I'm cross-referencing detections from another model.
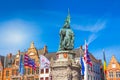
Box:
left=59, top=10, right=74, bottom=51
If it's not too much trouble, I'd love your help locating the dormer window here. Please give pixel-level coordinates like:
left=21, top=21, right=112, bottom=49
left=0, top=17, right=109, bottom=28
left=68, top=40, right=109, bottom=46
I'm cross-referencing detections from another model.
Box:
left=112, top=63, right=116, bottom=68
left=29, top=52, right=35, bottom=56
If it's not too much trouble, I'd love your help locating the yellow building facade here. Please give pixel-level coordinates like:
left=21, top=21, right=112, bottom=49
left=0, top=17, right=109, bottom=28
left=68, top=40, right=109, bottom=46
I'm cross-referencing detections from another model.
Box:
left=106, top=56, right=120, bottom=80
left=0, top=42, right=48, bottom=80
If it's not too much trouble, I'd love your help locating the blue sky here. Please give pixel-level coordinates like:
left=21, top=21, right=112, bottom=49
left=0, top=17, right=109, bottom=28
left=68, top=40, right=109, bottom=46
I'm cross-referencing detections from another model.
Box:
left=0, top=0, right=120, bottom=64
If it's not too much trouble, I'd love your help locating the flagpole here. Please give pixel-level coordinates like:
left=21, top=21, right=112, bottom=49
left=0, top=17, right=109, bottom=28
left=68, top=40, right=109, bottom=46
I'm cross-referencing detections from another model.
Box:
left=22, top=53, right=24, bottom=80
left=39, top=55, right=40, bottom=80
left=79, top=46, right=84, bottom=80
left=22, top=49, right=26, bottom=80
left=21, top=54, right=24, bottom=80
left=20, top=51, right=25, bottom=80
left=84, top=40, right=88, bottom=80
left=103, top=49, right=107, bottom=80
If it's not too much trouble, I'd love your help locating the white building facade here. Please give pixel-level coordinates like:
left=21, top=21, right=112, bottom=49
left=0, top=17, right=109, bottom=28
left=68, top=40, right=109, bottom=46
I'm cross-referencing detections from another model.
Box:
left=75, top=55, right=101, bottom=80
left=87, top=60, right=101, bottom=80
left=39, top=68, right=51, bottom=80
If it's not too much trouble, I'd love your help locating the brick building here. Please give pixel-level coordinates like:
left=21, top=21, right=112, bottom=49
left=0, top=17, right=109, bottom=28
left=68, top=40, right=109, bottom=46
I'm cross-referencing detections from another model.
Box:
left=106, top=55, right=120, bottom=80
left=0, top=42, right=48, bottom=80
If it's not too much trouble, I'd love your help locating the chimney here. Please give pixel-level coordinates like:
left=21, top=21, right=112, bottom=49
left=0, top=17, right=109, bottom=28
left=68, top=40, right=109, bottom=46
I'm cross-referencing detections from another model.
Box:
left=7, top=53, right=12, bottom=58
left=18, top=50, right=20, bottom=55
left=80, top=45, right=82, bottom=50
left=44, top=45, right=48, bottom=55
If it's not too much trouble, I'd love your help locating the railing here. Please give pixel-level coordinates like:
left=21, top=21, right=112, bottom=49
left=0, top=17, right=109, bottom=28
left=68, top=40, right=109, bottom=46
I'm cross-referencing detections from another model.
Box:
left=51, top=61, right=69, bottom=67
left=51, top=60, right=80, bottom=68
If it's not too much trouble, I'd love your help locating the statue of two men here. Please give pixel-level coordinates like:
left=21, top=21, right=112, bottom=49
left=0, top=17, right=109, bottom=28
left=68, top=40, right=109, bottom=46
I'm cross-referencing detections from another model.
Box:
left=59, top=22, right=74, bottom=51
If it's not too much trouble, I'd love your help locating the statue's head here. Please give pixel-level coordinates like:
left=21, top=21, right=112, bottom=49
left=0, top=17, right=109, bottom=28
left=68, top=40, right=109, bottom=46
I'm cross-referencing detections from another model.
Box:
left=63, top=9, right=71, bottom=29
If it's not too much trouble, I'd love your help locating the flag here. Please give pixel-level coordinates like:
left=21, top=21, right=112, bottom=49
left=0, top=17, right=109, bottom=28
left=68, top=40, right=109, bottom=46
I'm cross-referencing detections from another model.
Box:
left=19, top=54, right=24, bottom=75
left=24, top=54, right=36, bottom=70
left=103, top=50, right=107, bottom=75
left=84, top=40, right=92, bottom=66
left=80, top=56, right=85, bottom=75
left=40, top=55, right=50, bottom=69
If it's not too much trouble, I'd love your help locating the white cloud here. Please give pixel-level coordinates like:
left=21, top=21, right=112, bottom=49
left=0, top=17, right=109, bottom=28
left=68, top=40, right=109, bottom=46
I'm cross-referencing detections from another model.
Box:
left=87, top=34, right=97, bottom=45
left=73, top=20, right=106, bottom=46
left=72, top=20, right=106, bottom=33
left=0, top=19, right=43, bottom=55
left=0, top=19, right=32, bottom=45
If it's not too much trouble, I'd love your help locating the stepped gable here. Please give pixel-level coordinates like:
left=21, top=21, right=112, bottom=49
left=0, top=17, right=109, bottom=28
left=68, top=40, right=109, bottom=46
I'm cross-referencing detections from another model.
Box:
left=3, top=46, right=46, bottom=68
left=4, top=51, right=25, bottom=68
left=4, top=53, right=15, bottom=68
left=107, top=55, right=120, bottom=69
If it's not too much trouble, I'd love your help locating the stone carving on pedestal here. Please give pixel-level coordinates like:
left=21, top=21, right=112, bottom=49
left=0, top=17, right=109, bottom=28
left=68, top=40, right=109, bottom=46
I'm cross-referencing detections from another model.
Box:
left=51, top=9, right=81, bottom=80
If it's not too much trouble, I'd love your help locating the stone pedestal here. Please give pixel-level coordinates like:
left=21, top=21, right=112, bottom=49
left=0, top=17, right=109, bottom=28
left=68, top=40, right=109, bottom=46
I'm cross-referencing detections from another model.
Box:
left=51, top=51, right=81, bottom=80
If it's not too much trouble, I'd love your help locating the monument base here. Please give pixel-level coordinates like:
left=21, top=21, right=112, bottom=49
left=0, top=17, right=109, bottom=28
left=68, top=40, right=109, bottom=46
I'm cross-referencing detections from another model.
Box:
left=51, top=51, right=81, bottom=80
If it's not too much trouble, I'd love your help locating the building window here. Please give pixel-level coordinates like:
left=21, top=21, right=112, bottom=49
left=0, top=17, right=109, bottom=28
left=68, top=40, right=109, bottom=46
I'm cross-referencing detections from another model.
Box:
left=41, top=69, right=44, bottom=74
left=6, top=71, right=9, bottom=77
left=28, top=77, right=31, bottom=80
left=119, top=72, right=120, bottom=78
left=88, top=64, right=92, bottom=72
left=88, top=75, right=89, bottom=80
left=40, top=77, right=44, bottom=80
left=93, top=65, right=95, bottom=72
left=95, top=65, right=97, bottom=73
left=31, top=77, right=34, bottom=80
left=91, top=66, right=92, bottom=72
left=35, top=78, right=39, bottom=80
left=12, top=70, right=15, bottom=76
left=12, top=70, right=13, bottom=75
left=116, top=72, right=118, bottom=78
left=88, top=65, right=91, bottom=71
left=36, top=67, right=39, bottom=74
left=45, top=77, right=49, bottom=80
left=28, top=68, right=31, bottom=75
left=50, top=74, right=52, bottom=80
left=116, top=72, right=120, bottom=78
left=91, top=76, right=92, bottom=80
left=13, top=78, right=18, bottom=80
left=32, top=69, right=35, bottom=74
left=46, top=68, right=49, bottom=73
left=109, top=72, right=113, bottom=78
left=97, top=65, right=100, bottom=74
